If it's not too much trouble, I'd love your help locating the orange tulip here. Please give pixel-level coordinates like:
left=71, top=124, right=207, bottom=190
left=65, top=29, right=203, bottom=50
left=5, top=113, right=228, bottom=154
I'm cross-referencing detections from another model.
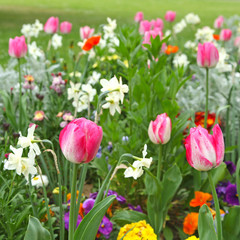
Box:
left=82, top=36, right=101, bottom=51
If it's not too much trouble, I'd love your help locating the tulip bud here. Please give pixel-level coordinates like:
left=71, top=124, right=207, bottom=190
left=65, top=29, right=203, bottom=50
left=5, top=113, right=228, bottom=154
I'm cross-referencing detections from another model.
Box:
left=134, top=12, right=144, bottom=23
left=44, top=16, right=59, bottom=34
left=164, top=11, right=176, bottom=22
left=60, top=21, right=72, bottom=34
left=59, top=118, right=103, bottom=164
left=139, top=20, right=152, bottom=34
left=197, top=42, right=219, bottom=68
left=80, top=26, right=95, bottom=40
left=184, top=124, right=224, bottom=171
left=214, top=16, right=224, bottom=29
left=8, top=36, right=28, bottom=58
left=148, top=113, right=171, bottom=144
left=220, top=29, right=232, bottom=41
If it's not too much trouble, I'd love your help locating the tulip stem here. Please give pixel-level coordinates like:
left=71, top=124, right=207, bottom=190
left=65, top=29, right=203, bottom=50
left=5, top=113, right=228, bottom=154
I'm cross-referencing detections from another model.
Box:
left=204, top=68, right=209, bottom=129
left=18, top=59, right=22, bottom=131
left=69, top=163, right=78, bottom=240
left=207, top=170, right=222, bottom=240
left=157, top=144, right=163, bottom=180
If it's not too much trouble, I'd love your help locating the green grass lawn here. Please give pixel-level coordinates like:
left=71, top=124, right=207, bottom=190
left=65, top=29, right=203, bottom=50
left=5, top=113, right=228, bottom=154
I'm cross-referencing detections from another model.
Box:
left=1, top=0, right=240, bottom=64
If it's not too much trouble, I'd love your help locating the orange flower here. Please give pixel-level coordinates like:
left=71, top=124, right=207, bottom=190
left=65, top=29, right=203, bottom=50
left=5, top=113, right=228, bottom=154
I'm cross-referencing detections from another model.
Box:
left=165, top=45, right=179, bottom=55
left=208, top=207, right=225, bottom=219
left=24, top=75, right=34, bottom=82
left=33, top=110, right=45, bottom=121
left=40, top=207, right=55, bottom=222
left=67, top=190, right=79, bottom=202
left=79, top=203, right=84, bottom=218
left=107, top=204, right=113, bottom=217
left=82, top=36, right=101, bottom=51
left=213, top=34, right=220, bottom=41
left=190, top=191, right=212, bottom=207
left=183, top=212, right=199, bottom=235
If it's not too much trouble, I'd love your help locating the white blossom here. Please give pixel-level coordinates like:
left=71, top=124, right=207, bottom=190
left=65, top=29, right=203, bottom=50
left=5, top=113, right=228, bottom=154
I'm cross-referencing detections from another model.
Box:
left=124, top=161, right=144, bottom=180
left=52, top=34, right=62, bottom=50
left=102, top=94, right=121, bottom=115
left=67, top=81, right=81, bottom=101
left=28, top=41, right=44, bottom=60
left=173, top=19, right=186, bottom=34
left=31, top=175, right=49, bottom=188
left=173, top=54, right=190, bottom=68
left=88, top=71, right=101, bottom=85
left=195, top=26, right=214, bottom=42
left=184, top=40, right=197, bottom=49
left=185, top=13, right=200, bottom=25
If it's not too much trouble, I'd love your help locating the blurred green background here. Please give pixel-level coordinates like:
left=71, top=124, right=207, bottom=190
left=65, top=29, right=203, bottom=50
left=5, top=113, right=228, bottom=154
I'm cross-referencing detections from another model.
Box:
left=1, top=0, right=240, bottom=64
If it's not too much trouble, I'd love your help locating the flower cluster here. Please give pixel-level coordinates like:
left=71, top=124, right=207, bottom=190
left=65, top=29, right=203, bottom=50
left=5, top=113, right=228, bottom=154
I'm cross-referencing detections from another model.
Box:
left=21, top=19, right=43, bottom=40
left=4, top=124, right=40, bottom=180
left=50, top=73, right=66, bottom=94
left=100, top=76, right=129, bottom=116
left=117, top=220, right=157, bottom=240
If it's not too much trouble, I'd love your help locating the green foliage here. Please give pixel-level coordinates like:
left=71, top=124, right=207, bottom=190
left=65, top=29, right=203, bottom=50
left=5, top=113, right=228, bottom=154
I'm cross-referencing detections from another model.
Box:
left=24, top=216, right=50, bottom=240
left=74, top=195, right=116, bottom=240
left=198, top=204, right=217, bottom=240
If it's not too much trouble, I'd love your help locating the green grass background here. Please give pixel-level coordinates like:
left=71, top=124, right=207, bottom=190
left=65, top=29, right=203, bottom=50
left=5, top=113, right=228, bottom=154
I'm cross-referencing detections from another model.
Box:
left=1, top=0, right=240, bottom=64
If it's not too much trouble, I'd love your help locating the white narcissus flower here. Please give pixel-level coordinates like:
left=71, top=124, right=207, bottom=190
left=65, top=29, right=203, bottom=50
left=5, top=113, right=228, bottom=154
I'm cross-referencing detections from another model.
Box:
left=67, top=81, right=81, bottom=101
left=195, top=26, right=214, bottom=42
left=173, top=19, right=186, bottom=34
left=51, top=33, right=62, bottom=50
left=28, top=41, right=44, bottom=60
left=31, top=175, right=49, bottom=188
left=124, top=161, right=144, bottom=180
left=88, top=71, right=101, bottom=85
left=184, top=40, right=196, bottom=49
left=173, top=54, right=190, bottom=68
left=81, top=84, right=97, bottom=102
left=21, top=24, right=33, bottom=38
left=185, top=13, right=200, bottom=25
left=102, top=94, right=121, bottom=116
left=17, top=124, right=41, bottom=157
left=4, top=146, right=37, bottom=180
left=73, top=95, right=89, bottom=113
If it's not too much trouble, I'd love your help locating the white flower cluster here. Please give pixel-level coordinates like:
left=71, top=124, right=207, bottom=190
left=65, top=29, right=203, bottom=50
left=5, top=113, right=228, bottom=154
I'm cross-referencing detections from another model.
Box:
left=100, top=76, right=129, bottom=116
left=68, top=82, right=96, bottom=112
left=21, top=19, right=43, bottom=39
left=173, top=19, right=187, bottom=34
left=185, top=13, right=200, bottom=25
left=4, top=125, right=40, bottom=180
left=124, top=144, right=153, bottom=180
left=88, top=71, right=101, bottom=85
left=28, top=41, right=45, bottom=60
left=173, top=54, right=190, bottom=68
left=216, top=48, right=232, bottom=73
left=100, top=18, right=120, bottom=53
left=51, top=34, right=62, bottom=50
left=184, top=40, right=197, bottom=50
left=195, top=26, right=214, bottom=42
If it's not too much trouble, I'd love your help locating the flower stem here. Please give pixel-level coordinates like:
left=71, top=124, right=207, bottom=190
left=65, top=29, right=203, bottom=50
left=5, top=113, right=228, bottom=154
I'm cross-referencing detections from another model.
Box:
left=28, top=175, right=37, bottom=218
left=207, top=170, right=222, bottom=240
left=204, top=68, right=209, bottom=129
left=74, top=164, right=88, bottom=228
left=68, top=163, right=78, bottom=240
left=18, top=59, right=22, bottom=131
left=157, top=144, right=163, bottom=180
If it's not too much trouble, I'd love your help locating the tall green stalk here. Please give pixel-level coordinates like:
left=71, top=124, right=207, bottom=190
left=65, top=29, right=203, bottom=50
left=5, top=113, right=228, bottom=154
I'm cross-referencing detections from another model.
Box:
left=28, top=175, right=37, bottom=218
left=157, top=144, right=163, bottom=180
left=18, top=59, right=22, bottom=131
left=208, top=170, right=222, bottom=240
left=68, top=164, right=78, bottom=240
left=204, top=68, right=209, bottom=129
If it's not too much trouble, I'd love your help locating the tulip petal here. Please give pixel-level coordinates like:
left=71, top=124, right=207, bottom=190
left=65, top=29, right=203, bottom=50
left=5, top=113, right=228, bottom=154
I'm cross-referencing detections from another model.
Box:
left=212, top=124, right=224, bottom=166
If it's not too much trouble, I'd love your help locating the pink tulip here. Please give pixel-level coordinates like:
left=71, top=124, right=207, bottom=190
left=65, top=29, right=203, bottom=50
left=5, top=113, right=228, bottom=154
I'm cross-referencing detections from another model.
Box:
left=60, top=21, right=72, bottom=34
left=214, top=16, right=224, bottom=29
left=151, top=18, right=164, bottom=30
left=80, top=26, right=95, bottom=40
left=220, top=29, right=232, bottom=41
left=148, top=113, right=171, bottom=144
left=44, top=17, right=59, bottom=34
left=142, top=30, right=162, bottom=45
left=197, top=42, right=219, bottom=68
left=8, top=36, right=28, bottom=58
left=164, top=11, right=176, bottom=22
left=139, top=20, right=152, bottom=34
left=234, top=36, right=240, bottom=47
left=184, top=125, right=224, bottom=171
left=59, top=118, right=103, bottom=164
left=134, top=12, right=144, bottom=23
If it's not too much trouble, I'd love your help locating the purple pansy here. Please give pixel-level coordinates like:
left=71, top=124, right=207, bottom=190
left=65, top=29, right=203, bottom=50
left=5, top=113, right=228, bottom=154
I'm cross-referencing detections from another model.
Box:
left=98, top=216, right=113, bottom=238
left=225, top=184, right=239, bottom=206
left=64, top=211, right=82, bottom=230
left=128, top=204, right=143, bottom=213
left=224, top=161, right=236, bottom=175
left=90, top=190, right=126, bottom=204
left=216, top=181, right=231, bottom=199
left=82, top=198, right=95, bottom=214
